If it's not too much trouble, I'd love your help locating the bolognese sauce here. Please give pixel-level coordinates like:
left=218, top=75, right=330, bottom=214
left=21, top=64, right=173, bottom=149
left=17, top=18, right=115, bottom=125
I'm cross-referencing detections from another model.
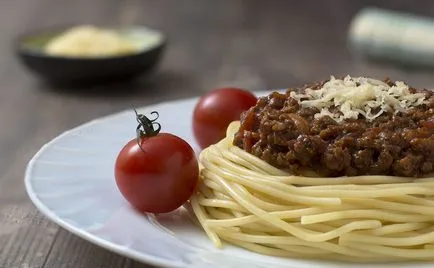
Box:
left=234, top=76, right=434, bottom=177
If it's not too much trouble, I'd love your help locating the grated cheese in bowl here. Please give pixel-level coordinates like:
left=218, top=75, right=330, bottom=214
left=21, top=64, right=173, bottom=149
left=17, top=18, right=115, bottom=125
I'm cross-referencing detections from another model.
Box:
left=289, top=76, right=428, bottom=122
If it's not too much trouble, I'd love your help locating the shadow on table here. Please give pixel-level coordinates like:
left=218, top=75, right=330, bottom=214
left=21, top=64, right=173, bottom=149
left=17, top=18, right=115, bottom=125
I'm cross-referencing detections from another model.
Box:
left=37, top=70, right=195, bottom=99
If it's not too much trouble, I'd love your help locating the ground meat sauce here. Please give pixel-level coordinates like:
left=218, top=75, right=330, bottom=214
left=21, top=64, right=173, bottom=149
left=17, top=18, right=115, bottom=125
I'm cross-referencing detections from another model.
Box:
left=233, top=79, right=434, bottom=177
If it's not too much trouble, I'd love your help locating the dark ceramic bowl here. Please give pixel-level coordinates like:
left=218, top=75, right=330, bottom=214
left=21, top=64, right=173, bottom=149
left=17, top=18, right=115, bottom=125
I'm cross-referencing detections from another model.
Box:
left=16, top=25, right=166, bottom=84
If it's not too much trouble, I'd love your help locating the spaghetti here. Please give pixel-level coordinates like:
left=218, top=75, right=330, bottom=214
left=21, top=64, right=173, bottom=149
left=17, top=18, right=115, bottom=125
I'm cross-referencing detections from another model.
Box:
left=191, top=121, right=434, bottom=262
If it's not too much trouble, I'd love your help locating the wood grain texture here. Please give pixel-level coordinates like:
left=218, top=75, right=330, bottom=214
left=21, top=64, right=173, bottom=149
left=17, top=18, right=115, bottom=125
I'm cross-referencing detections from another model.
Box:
left=2, top=0, right=434, bottom=267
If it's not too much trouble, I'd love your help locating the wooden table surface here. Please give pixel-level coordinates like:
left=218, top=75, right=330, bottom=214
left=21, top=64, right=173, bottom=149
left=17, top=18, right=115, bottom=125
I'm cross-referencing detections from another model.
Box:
left=2, top=0, right=434, bottom=267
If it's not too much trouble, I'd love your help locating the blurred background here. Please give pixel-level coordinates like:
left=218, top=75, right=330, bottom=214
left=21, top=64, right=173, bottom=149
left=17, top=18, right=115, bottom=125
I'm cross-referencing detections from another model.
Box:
left=2, top=0, right=434, bottom=267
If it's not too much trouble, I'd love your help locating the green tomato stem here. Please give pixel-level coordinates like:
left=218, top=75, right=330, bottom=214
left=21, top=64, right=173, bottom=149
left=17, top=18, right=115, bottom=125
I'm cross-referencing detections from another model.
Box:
left=133, top=108, right=161, bottom=148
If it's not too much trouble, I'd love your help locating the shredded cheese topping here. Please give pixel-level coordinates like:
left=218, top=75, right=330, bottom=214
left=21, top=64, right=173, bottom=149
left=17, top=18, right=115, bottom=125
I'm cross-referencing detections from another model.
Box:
left=290, top=76, right=427, bottom=122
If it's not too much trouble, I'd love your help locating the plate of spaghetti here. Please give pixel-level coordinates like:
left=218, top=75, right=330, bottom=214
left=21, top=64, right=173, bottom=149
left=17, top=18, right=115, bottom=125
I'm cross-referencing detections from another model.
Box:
left=25, top=76, right=434, bottom=267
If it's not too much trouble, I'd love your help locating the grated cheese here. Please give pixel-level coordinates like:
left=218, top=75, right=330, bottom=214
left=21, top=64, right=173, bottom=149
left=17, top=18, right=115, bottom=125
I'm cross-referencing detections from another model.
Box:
left=45, top=26, right=139, bottom=57
left=289, top=76, right=427, bottom=122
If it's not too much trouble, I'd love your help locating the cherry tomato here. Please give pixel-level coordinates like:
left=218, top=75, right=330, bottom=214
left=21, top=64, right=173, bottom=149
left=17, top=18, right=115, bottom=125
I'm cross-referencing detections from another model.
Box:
left=115, top=111, right=199, bottom=214
left=193, top=87, right=257, bottom=149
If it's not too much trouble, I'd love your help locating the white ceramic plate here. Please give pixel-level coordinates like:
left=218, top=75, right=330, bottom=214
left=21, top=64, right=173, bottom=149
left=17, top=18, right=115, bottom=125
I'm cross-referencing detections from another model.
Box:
left=25, top=96, right=433, bottom=268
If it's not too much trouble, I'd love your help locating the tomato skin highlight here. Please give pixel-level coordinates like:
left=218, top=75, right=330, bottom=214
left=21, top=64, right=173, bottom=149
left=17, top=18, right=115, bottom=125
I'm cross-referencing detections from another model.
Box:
left=115, top=133, right=199, bottom=214
left=193, top=87, right=257, bottom=149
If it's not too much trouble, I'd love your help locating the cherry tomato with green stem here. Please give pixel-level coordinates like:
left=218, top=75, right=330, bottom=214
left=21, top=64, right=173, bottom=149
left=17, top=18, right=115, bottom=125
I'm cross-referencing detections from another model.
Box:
left=115, top=110, right=199, bottom=214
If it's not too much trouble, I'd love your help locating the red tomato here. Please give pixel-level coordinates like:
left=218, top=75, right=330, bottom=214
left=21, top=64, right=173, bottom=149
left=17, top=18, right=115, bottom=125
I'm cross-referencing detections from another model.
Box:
left=193, top=87, right=257, bottom=149
left=115, top=111, right=199, bottom=214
